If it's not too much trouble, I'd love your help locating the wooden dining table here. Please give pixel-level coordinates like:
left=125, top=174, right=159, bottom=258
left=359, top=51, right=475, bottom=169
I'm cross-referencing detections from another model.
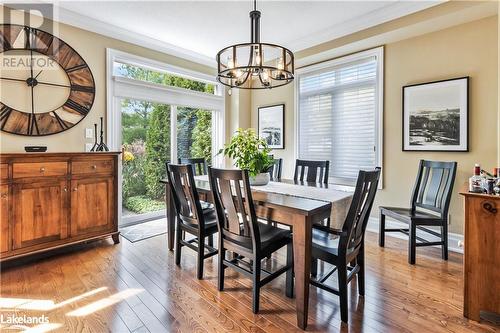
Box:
left=160, top=176, right=351, bottom=330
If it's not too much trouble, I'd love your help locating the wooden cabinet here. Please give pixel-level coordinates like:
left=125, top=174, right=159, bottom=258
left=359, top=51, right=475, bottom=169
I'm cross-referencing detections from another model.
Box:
left=0, top=152, right=120, bottom=262
left=460, top=190, right=500, bottom=322
left=12, top=180, right=68, bottom=249
left=71, top=177, right=114, bottom=237
left=1, top=184, right=9, bottom=253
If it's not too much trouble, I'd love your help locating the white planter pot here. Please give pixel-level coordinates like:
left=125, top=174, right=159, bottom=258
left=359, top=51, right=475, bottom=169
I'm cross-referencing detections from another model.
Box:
left=249, top=172, right=270, bottom=186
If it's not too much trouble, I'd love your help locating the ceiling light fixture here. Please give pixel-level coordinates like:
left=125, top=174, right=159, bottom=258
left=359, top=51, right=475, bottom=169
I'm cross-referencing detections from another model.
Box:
left=216, top=0, right=294, bottom=89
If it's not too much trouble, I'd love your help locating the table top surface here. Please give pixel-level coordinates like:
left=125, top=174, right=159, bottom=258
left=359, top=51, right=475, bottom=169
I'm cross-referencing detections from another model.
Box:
left=161, top=176, right=353, bottom=216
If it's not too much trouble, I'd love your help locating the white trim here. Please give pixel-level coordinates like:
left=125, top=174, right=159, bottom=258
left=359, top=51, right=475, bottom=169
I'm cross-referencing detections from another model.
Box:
left=287, top=1, right=441, bottom=53
left=294, top=47, right=384, bottom=189
left=55, top=6, right=214, bottom=67
left=367, top=217, right=464, bottom=254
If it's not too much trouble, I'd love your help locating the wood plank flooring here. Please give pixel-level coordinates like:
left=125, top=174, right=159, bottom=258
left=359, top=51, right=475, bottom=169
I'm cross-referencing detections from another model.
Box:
left=0, top=231, right=498, bottom=333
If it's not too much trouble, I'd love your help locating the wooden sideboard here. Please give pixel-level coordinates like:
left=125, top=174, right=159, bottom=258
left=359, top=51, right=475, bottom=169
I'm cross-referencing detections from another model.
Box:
left=0, top=152, right=120, bottom=262
left=460, top=190, right=500, bottom=322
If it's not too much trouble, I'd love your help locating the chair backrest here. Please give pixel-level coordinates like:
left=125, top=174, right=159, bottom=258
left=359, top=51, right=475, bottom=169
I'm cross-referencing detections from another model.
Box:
left=208, top=167, right=261, bottom=251
left=339, top=168, right=381, bottom=255
left=178, top=157, right=208, bottom=176
left=410, top=160, right=457, bottom=218
left=166, top=163, right=204, bottom=227
left=294, top=159, right=329, bottom=184
left=269, top=158, right=283, bottom=180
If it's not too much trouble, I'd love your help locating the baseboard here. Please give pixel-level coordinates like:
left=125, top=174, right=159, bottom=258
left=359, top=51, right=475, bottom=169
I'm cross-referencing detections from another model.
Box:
left=367, top=217, right=464, bottom=254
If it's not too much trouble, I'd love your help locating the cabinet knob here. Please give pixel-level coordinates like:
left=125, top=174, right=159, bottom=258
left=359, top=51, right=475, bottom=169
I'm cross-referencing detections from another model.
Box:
left=40, top=167, right=45, bottom=173
left=92, top=165, right=97, bottom=169
left=73, top=188, right=78, bottom=192
left=63, top=187, right=67, bottom=192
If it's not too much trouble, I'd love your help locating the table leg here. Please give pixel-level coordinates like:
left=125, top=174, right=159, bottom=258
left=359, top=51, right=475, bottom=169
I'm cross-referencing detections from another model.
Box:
left=165, top=182, right=175, bottom=251
left=292, top=214, right=312, bottom=330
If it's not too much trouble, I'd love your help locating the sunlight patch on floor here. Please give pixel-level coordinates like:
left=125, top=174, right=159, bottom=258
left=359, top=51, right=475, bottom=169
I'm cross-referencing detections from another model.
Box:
left=66, top=288, right=144, bottom=317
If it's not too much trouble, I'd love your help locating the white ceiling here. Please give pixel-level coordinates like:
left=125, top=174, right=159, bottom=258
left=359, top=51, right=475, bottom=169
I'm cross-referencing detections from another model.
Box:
left=54, top=1, right=440, bottom=66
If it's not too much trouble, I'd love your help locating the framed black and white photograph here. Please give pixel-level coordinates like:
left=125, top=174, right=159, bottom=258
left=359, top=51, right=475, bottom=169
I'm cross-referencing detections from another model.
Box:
left=403, top=77, right=469, bottom=152
left=258, top=104, right=285, bottom=149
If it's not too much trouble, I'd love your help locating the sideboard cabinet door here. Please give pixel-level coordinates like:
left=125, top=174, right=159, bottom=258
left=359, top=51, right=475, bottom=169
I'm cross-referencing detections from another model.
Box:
left=1, top=184, right=9, bottom=253
left=70, top=177, right=114, bottom=237
left=12, top=181, right=68, bottom=249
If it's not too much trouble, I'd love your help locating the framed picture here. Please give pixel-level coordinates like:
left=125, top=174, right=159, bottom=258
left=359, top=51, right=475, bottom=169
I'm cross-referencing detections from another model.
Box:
left=403, top=77, right=469, bottom=152
left=258, top=104, right=285, bottom=149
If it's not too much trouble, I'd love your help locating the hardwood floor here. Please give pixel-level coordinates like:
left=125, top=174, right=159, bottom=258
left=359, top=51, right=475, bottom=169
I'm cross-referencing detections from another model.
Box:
left=0, top=231, right=498, bottom=333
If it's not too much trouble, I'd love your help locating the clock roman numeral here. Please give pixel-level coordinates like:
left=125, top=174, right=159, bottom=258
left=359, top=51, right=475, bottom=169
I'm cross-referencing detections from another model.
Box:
left=0, top=106, right=12, bottom=130
left=64, top=99, right=90, bottom=116
left=71, top=85, right=95, bottom=93
left=1, top=34, right=11, bottom=51
left=66, top=64, right=87, bottom=73
left=52, top=111, right=69, bottom=130
left=27, top=114, right=40, bottom=135
left=24, top=27, right=35, bottom=49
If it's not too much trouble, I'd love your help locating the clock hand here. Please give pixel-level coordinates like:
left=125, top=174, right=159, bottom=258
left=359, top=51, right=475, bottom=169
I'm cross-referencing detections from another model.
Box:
left=36, top=81, right=70, bottom=88
left=30, top=49, right=34, bottom=79
left=0, top=77, right=27, bottom=83
left=34, top=70, right=43, bottom=79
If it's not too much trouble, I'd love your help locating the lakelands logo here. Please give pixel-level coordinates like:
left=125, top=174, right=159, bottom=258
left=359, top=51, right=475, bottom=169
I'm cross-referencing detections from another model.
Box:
left=0, top=313, right=50, bottom=325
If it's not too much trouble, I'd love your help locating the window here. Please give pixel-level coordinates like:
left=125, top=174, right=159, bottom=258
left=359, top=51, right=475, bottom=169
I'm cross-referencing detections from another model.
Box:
left=106, top=49, right=225, bottom=226
left=297, top=47, right=383, bottom=186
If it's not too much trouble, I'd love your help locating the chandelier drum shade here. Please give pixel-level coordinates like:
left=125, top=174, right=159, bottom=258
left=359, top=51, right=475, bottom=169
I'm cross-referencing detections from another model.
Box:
left=216, top=1, right=294, bottom=89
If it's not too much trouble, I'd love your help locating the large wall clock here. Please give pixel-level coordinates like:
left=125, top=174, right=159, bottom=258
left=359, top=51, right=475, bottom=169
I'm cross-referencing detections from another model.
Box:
left=0, top=24, right=95, bottom=136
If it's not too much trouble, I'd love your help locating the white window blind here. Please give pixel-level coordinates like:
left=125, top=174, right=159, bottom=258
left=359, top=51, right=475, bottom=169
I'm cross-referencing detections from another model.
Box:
left=298, top=51, right=382, bottom=186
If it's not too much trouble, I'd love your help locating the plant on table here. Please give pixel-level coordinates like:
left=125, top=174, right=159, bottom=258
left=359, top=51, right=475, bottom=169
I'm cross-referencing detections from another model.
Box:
left=219, top=128, right=274, bottom=178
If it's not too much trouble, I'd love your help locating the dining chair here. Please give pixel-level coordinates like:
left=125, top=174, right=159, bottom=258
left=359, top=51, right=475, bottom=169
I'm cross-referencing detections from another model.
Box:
left=268, top=158, right=283, bottom=180
left=167, top=163, right=218, bottom=279
left=379, top=160, right=457, bottom=264
left=294, top=159, right=329, bottom=184
left=208, top=167, right=294, bottom=313
left=178, top=157, right=208, bottom=176
left=310, top=167, right=381, bottom=323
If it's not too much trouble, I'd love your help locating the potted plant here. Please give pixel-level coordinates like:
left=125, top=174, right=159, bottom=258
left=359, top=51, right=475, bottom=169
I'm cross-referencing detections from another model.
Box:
left=220, top=128, right=274, bottom=185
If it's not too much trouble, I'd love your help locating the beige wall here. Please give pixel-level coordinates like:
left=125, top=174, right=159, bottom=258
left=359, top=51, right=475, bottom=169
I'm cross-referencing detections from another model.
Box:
left=0, top=6, right=215, bottom=153
left=250, top=16, right=499, bottom=235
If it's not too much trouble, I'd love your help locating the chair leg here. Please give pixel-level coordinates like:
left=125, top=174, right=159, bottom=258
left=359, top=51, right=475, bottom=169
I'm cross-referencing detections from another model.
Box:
left=208, top=234, right=214, bottom=247
left=311, top=258, right=318, bottom=277
left=379, top=212, right=385, bottom=247
left=285, top=243, right=294, bottom=298
left=409, top=222, right=416, bottom=265
left=357, top=245, right=365, bottom=296
left=197, top=235, right=205, bottom=280
left=175, top=224, right=182, bottom=266
left=252, top=258, right=261, bottom=314
left=337, top=263, right=349, bottom=323
left=442, top=223, right=448, bottom=261
left=218, top=247, right=226, bottom=291
left=325, top=217, right=331, bottom=228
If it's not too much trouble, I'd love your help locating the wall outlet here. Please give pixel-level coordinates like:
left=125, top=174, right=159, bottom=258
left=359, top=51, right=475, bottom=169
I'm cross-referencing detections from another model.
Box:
left=85, top=128, right=93, bottom=139
left=85, top=143, right=94, bottom=152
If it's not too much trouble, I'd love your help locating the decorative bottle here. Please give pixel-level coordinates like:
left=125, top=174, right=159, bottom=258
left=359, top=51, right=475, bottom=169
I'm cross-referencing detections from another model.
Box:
left=469, top=164, right=483, bottom=193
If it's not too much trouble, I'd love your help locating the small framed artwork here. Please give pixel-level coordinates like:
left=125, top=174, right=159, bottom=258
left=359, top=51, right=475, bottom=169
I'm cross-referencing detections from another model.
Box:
left=258, top=104, right=285, bottom=149
left=403, top=77, right=469, bottom=152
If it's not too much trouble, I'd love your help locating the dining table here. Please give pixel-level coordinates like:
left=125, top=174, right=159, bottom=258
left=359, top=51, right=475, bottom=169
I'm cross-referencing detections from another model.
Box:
left=160, top=175, right=353, bottom=330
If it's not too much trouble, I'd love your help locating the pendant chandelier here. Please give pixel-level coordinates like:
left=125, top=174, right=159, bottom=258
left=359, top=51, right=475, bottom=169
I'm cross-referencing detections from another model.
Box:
left=216, top=0, right=294, bottom=89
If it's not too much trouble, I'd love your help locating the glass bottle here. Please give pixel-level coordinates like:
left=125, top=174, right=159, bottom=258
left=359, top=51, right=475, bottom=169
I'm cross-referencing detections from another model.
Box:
left=469, top=164, right=483, bottom=193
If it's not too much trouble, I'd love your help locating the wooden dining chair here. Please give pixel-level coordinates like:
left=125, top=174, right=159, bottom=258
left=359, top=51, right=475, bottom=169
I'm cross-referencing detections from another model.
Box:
left=294, top=159, right=329, bottom=184
left=178, top=157, right=208, bottom=176
left=208, top=167, right=294, bottom=313
left=379, top=160, right=457, bottom=264
left=167, top=163, right=218, bottom=279
left=310, top=168, right=381, bottom=323
left=268, top=158, right=283, bottom=180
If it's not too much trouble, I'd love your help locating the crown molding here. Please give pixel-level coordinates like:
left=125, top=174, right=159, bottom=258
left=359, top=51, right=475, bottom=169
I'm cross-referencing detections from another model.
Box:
left=54, top=6, right=216, bottom=68
left=287, top=1, right=442, bottom=52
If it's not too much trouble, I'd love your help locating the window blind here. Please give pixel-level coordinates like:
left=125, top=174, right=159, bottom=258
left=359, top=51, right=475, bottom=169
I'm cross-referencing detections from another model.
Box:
left=298, top=56, right=379, bottom=185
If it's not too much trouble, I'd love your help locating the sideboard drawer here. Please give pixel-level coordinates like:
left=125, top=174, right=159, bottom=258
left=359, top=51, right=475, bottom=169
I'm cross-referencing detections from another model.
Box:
left=0, top=164, right=8, bottom=180
left=13, top=162, right=68, bottom=178
left=72, top=159, right=114, bottom=175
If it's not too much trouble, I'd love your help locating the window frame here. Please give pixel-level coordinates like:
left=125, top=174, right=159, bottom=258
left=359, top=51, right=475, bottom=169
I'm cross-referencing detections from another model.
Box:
left=106, top=49, right=225, bottom=226
left=294, top=46, right=384, bottom=188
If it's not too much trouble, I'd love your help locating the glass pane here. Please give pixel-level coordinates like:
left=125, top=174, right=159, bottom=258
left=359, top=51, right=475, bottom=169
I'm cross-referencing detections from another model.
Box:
left=121, top=99, right=170, bottom=224
left=176, top=107, right=213, bottom=164
left=113, top=62, right=216, bottom=94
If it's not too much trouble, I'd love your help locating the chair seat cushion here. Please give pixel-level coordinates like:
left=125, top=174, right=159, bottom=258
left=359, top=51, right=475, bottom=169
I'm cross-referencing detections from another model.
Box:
left=311, top=228, right=340, bottom=257
left=258, top=223, right=292, bottom=254
left=202, top=208, right=218, bottom=233
left=380, top=206, right=442, bottom=224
